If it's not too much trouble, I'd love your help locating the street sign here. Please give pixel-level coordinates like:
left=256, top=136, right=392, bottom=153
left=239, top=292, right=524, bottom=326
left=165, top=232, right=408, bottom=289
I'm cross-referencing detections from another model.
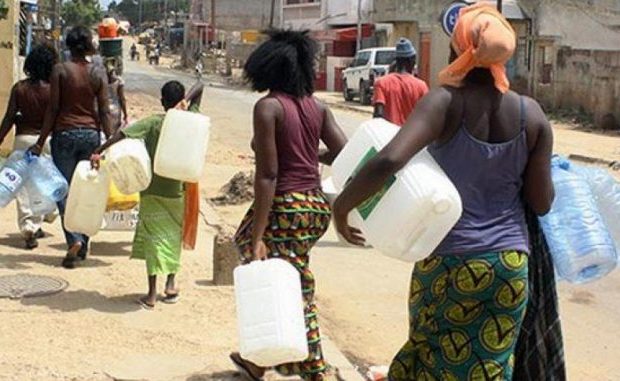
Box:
left=441, top=1, right=468, bottom=36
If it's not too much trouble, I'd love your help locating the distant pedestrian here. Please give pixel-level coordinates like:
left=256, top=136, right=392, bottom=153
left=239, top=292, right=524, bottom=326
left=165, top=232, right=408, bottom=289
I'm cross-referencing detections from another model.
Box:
left=373, top=38, right=429, bottom=126
left=229, top=30, right=347, bottom=381
left=106, top=67, right=128, bottom=132
left=29, top=25, right=112, bottom=269
left=91, top=80, right=204, bottom=310
left=0, top=44, right=58, bottom=249
left=334, top=3, right=555, bottom=380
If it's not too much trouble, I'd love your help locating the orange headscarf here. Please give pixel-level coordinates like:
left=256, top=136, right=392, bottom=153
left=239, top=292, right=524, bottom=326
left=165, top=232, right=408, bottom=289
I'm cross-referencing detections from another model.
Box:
left=438, top=2, right=516, bottom=93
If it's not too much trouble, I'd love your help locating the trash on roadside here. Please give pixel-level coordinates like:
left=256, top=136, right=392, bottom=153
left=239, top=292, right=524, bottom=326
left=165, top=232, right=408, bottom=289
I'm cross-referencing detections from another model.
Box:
left=366, top=365, right=389, bottom=381
left=210, top=171, right=254, bottom=206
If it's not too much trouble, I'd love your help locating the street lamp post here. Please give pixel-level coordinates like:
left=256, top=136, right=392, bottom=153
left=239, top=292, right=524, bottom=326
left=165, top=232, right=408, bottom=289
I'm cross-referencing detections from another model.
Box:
left=356, top=0, right=362, bottom=52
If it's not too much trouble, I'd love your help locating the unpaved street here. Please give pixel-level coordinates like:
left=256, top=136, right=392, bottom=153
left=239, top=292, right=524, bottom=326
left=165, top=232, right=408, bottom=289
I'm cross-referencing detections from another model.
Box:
left=0, top=55, right=620, bottom=380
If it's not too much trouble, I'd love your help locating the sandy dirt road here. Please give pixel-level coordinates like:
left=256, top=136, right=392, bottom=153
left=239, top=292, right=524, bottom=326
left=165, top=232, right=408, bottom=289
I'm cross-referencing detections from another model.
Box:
left=0, top=54, right=619, bottom=380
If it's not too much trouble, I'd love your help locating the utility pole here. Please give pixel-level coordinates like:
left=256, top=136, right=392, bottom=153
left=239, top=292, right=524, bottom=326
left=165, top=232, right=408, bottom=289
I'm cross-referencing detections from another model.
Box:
left=269, top=0, right=276, bottom=28
left=164, top=0, right=168, bottom=44
left=138, top=0, right=142, bottom=31
left=356, top=0, right=362, bottom=52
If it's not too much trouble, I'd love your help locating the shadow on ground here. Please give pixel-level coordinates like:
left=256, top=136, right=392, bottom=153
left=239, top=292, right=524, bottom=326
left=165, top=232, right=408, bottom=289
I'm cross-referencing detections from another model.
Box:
left=21, top=290, right=143, bottom=313
left=0, top=252, right=110, bottom=270
left=186, top=371, right=241, bottom=380
left=90, top=240, right=133, bottom=257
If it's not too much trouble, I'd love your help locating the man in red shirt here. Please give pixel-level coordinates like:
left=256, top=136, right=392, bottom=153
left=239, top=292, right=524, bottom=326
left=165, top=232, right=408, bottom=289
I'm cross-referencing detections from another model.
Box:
left=373, top=38, right=429, bottom=126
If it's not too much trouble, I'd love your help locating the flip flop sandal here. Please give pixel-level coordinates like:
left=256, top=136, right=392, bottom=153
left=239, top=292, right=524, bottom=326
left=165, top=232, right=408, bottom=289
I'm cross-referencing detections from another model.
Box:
left=137, top=298, right=155, bottom=311
left=229, top=354, right=262, bottom=381
left=162, top=293, right=181, bottom=304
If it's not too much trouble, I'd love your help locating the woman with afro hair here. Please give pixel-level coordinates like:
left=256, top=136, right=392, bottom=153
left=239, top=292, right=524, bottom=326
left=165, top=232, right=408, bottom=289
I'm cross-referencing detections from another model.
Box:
left=230, top=29, right=347, bottom=381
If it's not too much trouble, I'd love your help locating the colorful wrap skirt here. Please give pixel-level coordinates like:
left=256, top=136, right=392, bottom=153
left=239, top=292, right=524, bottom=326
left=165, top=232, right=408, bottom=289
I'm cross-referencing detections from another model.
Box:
left=234, top=189, right=332, bottom=381
left=131, top=195, right=184, bottom=276
left=389, top=251, right=529, bottom=381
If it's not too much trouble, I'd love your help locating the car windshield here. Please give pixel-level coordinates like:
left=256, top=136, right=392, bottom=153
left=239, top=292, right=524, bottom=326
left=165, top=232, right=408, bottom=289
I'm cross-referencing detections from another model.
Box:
left=375, top=51, right=397, bottom=65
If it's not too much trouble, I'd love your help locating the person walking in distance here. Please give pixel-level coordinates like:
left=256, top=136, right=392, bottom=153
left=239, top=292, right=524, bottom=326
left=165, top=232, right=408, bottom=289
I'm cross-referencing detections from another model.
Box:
left=29, top=26, right=113, bottom=269
left=91, top=80, right=204, bottom=310
left=106, top=66, right=128, bottom=133
left=334, top=3, right=554, bottom=380
left=229, top=30, right=347, bottom=381
left=0, top=44, right=58, bottom=249
left=373, top=38, right=429, bottom=126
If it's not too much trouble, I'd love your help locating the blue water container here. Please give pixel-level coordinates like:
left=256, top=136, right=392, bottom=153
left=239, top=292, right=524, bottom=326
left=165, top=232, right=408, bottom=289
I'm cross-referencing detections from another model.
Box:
left=0, top=150, right=30, bottom=208
left=27, top=154, right=68, bottom=202
left=539, top=156, right=618, bottom=283
left=577, top=166, right=620, bottom=252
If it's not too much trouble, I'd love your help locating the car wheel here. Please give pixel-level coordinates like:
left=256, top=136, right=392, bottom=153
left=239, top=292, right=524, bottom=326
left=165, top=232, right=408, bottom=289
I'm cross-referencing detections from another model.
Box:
left=359, top=81, right=371, bottom=106
left=343, top=79, right=354, bottom=102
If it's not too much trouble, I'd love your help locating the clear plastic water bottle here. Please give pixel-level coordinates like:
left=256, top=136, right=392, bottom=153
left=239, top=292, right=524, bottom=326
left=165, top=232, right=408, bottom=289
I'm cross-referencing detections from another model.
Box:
left=23, top=180, right=58, bottom=216
left=578, top=166, right=620, bottom=251
left=27, top=154, right=68, bottom=202
left=0, top=150, right=30, bottom=208
left=539, top=156, right=618, bottom=283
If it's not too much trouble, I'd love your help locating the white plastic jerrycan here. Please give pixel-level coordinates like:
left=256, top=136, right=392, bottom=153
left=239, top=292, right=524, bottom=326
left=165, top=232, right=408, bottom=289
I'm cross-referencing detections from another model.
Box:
left=65, top=161, right=111, bottom=237
left=332, top=118, right=462, bottom=262
left=105, top=138, right=152, bottom=194
left=234, top=259, right=308, bottom=367
left=154, top=109, right=210, bottom=182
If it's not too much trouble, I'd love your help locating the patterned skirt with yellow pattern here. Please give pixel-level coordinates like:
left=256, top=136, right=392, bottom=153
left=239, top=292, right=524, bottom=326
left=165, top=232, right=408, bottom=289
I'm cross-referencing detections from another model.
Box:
left=389, top=251, right=529, bottom=381
left=234, top=189, right=332, bottom=381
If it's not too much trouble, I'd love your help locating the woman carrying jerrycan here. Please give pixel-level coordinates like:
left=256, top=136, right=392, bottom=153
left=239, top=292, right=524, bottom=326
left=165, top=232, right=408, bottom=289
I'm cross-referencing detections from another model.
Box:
left=91, top=80, right=204, bottom=310
left=0, top=44, right=58, bottom=250
left=29, top=26, right=113, bottom=269
left=334, top=4, right=554, bottom=381
left=229, top=30, right=348, bottom=381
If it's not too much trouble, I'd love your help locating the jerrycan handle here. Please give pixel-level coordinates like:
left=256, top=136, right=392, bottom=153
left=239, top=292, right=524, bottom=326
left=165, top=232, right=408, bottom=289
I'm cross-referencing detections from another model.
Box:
left=86, top=168, right=100, bottom=180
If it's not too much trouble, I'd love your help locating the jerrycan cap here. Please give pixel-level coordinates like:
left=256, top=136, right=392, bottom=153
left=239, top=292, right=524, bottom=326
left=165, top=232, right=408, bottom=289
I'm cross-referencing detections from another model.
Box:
left=431, top=194, right=452, bottom=214
left=551, top=155, right=571, bottom=170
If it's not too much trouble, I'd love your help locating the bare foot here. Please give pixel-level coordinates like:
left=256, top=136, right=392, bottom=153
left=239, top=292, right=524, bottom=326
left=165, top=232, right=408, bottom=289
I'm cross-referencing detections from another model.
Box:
left=230, top=352, right=265, bottom=379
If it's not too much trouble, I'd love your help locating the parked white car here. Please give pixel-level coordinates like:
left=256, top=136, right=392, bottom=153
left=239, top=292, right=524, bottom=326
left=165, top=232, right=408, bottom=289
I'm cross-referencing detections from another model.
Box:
left=342, top=47, right=397, bottom=105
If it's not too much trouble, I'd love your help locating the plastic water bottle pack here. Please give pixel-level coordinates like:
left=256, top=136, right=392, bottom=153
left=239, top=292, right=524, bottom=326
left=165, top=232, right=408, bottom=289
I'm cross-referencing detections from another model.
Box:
left=539, top=156, right=618, bottom=283
left=26, top=153, right=68, bottom=204
left=577, top=166, right=620, bottom=251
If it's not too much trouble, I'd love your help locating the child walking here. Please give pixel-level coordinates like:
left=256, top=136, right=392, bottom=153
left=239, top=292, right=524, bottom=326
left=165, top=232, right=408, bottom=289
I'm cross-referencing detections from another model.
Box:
left=92, top=80, right=204, bottom=309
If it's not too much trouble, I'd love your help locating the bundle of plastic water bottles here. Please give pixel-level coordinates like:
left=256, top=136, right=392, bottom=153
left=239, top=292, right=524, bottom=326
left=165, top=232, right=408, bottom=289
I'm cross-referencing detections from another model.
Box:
left=540, top=155, right=620, bottom=284
left=0, top=150, right=68, bottom=214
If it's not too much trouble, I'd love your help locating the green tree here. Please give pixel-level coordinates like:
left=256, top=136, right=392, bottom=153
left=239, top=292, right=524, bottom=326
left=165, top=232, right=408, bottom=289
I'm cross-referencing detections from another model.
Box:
left=62, top=0, right=102, bottom=27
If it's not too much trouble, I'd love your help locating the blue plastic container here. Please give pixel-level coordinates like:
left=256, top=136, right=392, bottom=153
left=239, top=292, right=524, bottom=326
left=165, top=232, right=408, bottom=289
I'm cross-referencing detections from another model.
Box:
left=0, top=150, right=30, bottom=208
left=577, top=166, right=620, bottom=252
left=539, top=156, right=618, bottom=283
left=27, top=154, right=68, bottom=202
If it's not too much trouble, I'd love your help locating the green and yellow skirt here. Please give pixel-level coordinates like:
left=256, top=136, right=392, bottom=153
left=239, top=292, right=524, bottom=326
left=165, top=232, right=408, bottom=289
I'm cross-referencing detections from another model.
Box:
left=131, top=195, right=184, bottom=276
left=389, top=251, right=529, bottom=381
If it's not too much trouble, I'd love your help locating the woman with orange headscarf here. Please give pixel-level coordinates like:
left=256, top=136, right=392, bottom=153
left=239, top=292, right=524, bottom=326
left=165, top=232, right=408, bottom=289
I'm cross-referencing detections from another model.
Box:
left=333, top=3, right=555, bottom=380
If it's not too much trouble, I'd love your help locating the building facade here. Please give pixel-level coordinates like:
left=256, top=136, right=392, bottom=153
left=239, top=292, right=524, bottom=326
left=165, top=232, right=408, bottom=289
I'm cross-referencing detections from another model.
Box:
left=0, top=0, right=21, bottom=155
left=375, top=0, right=620, bottom=129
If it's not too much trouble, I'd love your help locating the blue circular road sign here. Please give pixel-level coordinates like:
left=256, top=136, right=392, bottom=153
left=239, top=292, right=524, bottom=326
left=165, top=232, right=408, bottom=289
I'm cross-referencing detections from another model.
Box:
left=441, top=1, right=468, bottom=36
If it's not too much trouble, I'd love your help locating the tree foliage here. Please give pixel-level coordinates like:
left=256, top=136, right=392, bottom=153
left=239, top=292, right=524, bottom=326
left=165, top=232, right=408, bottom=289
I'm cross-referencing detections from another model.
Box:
left=62, top=0, right=102, bottom=27
left=115, top=0, right=189, bottom=26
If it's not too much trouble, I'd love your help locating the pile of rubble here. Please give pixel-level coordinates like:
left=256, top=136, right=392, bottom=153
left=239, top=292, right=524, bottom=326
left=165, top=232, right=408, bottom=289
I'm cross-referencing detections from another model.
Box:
left=210, top=171, right=254, bottom=206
